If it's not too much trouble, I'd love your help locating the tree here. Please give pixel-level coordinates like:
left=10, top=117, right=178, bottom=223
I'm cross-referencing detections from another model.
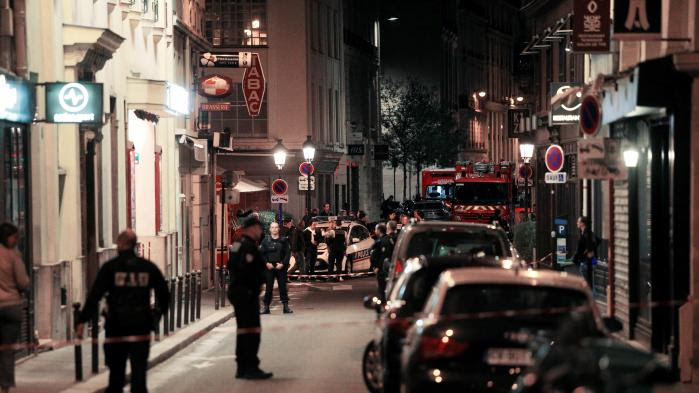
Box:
left=380, top=76, right=461, bottom=200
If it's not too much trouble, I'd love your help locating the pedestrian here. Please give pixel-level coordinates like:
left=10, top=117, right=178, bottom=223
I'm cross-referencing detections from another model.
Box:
left=260, top=222, right=292, bottom=314
left=573, top=216, right=599, bottom=290
left=321, top=202, right=334, bottom=217
left=412, top=210, right=425, bottom=222
left=311, top=208, right=319, bottom=217
left=227, top=214, right=274, bottom=379
left=303, top=219, right=320, bottom=275
left=387, top=220, right=398, bottom=244
left=370, top=224, right=394, bottom=302
left=301, top=210, right=313, bottom=228
left=491, top=209, right=510, bottom=232
left=0, top=223, right=29, bottom=393
left=398, top=214, right=410, bottom=230
left=358, top=210, right=370, bottom=227
left=324, top=219, right=347, bottom=279
left=284, top=218, right=306, bottom=276
left=76, top=229, right=169, bottom=393
left=381, top=195, right=395, bottom=219
left=387, top=211, right=397, bottom=222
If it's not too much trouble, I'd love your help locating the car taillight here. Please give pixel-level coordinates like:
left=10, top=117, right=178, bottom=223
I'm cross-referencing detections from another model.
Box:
left=418, top=334, right=469, bottom=360
left=395, top=259, right=403, bottom=275
left=387, top=317, right=411, bottom=333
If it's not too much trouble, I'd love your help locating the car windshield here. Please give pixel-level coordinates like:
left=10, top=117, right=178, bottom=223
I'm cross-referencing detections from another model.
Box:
left=454, top=183, right=508, bottom=205
left=406, top=231, right=507, bottom=257
left=441, top=284, right=594, bottom=328
left=397, top=268, right=445, bottom=314
left=415, top=202, right=444, bottom=210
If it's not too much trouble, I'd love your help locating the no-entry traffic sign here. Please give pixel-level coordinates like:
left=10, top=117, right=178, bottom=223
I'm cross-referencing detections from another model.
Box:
left=579, top=95, right=601, bottom=136
left=545, top=144, right=565, bottom=173
left=299, top=162, right=315, bottom=177
left=271, top=179, right=288, bottom=195
left=518, top=164, right=533, bottom=179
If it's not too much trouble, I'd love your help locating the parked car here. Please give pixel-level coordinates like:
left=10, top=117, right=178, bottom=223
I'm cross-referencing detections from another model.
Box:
left=412, top=200, right=452, bottom=221
left=387, top=221, right=518, bottom=294
left=511, top=318, right=673, bottom=393
left=312, top=217, right=374, bottom=273
left=400, top=267, right=617, bottom=393
left=362, top=255, right=523, bottom=393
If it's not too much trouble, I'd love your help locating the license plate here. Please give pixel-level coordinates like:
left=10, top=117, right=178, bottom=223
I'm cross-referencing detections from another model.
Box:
left=485, top=348, right=533, bottom=366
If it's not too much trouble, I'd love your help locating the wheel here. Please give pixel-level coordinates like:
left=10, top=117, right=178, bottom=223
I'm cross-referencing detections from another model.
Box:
left=362, top=341, right=383, bottom=393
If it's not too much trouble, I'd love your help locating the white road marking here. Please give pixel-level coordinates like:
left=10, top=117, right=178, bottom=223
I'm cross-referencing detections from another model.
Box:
left=332, top=285, right=352, bottom=291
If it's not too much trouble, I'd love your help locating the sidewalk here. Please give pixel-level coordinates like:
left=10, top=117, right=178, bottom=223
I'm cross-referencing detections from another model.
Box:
left=15, top=289, right=233, bottom=393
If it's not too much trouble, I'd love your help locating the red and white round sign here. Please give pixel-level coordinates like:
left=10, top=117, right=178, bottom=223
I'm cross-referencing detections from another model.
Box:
left=545, top=144, right=565, bottom=173
left=199, top=74, right=233, bottom=98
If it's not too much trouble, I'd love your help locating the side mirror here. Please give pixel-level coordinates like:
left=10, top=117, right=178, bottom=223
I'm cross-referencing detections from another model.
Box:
left=603, top=316, right=623, bottom=333
left=352, top=237, right=360, bottom=244
left=363, top=295, right=383, bottom=312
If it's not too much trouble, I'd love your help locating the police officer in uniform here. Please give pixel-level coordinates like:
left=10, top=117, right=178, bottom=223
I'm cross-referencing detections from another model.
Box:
left=260, top=222, right=292, bottom=314
left=370, top=223, right=394, bottom=302
left=227, top=214, right=273, bottom=379
left=75, top=229, right=169, bottom=393
left=325, top=219, right=347, bottom=279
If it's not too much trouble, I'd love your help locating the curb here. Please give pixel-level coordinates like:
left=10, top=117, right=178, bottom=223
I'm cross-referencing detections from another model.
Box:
left=60, top=310, right=233, bottom=393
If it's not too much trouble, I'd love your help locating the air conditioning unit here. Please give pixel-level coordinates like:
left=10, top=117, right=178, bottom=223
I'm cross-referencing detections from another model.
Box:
left=214, top=131, right=233, bottom=151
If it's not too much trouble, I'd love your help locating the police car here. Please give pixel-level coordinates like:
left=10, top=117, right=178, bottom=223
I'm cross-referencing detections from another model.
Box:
left=313, top=216, right=375, bottom=273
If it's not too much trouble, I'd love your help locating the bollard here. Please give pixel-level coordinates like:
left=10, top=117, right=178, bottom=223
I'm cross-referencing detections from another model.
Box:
left=220, top=269, right=227, bottom=307
left=196, top=271, right=202, bottom=319
left=169, top=278, right=176, bottom=332
left=163, top=300, right=169, bottom=336
left=176, top=276, right=183, bottom=328
left=73, top=303, right=83, bottom=382
left=214, top=267, right=220, bottom=310
left=189, top=272, right=196, bottom=322
left=91, top=314, right=98, bottom=374
left=184, top=273, right=190, bottom=325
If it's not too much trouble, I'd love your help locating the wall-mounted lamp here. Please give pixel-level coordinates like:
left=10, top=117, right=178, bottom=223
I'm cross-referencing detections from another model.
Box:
left=623, top=148, right=639, bottom=168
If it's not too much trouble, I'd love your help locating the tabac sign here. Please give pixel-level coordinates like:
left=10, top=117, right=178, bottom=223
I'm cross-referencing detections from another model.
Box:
left=242, top=54, right=265, bottom=117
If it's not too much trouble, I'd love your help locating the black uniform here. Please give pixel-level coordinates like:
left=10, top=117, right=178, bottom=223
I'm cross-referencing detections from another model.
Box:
left=304, top=227, right=321, bottom=275
left=574, top=228, right=599, bottom=288
left=370, top=234, right=394, bottom=301
left=227, top=235, right=267, bottom=374
left=78, top=250, right=169, bottom=393
left=287, top=225, right=306, bottom=274
left=327, top=228, right=347, bottom=275
left=260, top=235, right=291, bottom=307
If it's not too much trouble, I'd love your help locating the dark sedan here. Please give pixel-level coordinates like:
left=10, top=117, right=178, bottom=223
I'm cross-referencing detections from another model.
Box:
left=413, top=201, right=452, bottom=221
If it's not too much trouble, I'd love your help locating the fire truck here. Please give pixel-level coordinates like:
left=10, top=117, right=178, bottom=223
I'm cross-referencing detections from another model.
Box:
left=421, top=168, right=456, bottom=200
left=449, top=161, right=516, bottom=225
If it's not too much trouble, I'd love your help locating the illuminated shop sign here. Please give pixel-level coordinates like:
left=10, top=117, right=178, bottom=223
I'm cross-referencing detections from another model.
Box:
left=166, top=83, right=190, bottom=115
left=46, top=82, right=103, bottom=123
left=0, top=73, right=35, bottom=123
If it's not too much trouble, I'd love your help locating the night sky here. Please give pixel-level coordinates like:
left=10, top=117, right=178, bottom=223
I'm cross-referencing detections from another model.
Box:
left=380, top=0, right=444, bottom=89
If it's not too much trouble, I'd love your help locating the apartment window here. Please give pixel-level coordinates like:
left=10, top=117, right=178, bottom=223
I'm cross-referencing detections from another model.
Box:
left=311, top=1, right=318, bottom=51
left=319, top=85, right=325, bottom=142
left=319, top=4, right=325, bottom=54
left=207, top=83, right=268, bottom=137
left=205, top=0, right=267, bottom=47
left=335, top=90, right=341, bottom=142
left=327, top=6, right=333, bottom=56
left=328, top=88, right=334, bottom=143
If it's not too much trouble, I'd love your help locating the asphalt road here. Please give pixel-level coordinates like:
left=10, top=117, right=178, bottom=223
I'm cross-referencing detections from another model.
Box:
left=146, top=277, right=378, bottom=393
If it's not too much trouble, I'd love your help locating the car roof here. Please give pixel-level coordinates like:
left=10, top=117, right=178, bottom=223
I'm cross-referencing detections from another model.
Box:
left=440, top=267, right=589, bottom=291
left=403, top=221, right=500, bottom=232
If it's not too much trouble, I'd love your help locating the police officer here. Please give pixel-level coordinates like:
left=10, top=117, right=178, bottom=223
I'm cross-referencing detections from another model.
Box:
left=227, top=214, right=273, bottom=379
left=75, top=229, right=169, bottom=393
left=370, top=223, right=394, bottom=302
left=260, top=222, right=292, bottom=314
left=324, top=219, right=347, bottom=279
left=304, top=219, right=321, bottom=275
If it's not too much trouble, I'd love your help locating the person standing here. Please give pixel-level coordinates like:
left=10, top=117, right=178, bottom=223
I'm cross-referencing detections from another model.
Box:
left=573, top=216, right=599, bottom=290
left=324, top=219, right=347, bottom=279
left=227, top=214, right=273, bottom=379
left=370, top=224, right=393, bottom=302
left=304, top=220, right=320, bottom=275
left=260, top=222, right=292, bottom=314
left=76, top=229, right=170, bottom=393
left=321, top=202, right=334, bottom=217
left=0, top=223, right=29, bottom=393
left=283, top=218, right=306, bottom=276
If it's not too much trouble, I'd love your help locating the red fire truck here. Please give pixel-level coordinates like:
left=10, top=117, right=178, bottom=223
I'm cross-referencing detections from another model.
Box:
left=449, top=161, right=516, bottom=224
left=421, top=168, right=456, bottom=200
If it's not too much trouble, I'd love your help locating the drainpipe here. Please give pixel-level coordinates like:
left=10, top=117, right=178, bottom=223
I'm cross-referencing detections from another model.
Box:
left=13, top=0, right=26, bottom=77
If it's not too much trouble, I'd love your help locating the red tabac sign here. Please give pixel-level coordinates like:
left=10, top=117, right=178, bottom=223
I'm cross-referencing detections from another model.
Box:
left=243, top=53, right=265, bottom=117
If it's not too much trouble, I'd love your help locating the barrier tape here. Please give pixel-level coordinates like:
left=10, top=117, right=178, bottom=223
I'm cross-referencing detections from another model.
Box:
left=287, top=271, right=376, bottom=280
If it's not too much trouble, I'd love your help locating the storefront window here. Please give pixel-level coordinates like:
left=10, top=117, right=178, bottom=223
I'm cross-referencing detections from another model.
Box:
left=0, top=126, right=27, bottom=252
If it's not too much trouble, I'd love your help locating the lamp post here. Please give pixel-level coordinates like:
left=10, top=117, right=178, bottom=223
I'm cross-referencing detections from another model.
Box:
left=302, top=136, right=316, bottom=219
left=273, top=139, right=288, bottom=223
left=519, top=143, right=535, bottom=218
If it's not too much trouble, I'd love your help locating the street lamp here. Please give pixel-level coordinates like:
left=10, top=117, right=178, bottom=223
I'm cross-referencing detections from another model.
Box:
left=478, top=91, right=487, bottom=98
left=302, top=135, right=316, bottom=162
left=273, top=139, right=288, bottom=170
left=623, top=148, right=639, bottom=168
left=519, top=143, right=535, bottom=218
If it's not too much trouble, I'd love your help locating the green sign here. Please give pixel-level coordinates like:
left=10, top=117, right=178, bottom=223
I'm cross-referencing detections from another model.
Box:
left=46, top=82, right=103, bottom=123
left=0, top=72, right=35, bottom=123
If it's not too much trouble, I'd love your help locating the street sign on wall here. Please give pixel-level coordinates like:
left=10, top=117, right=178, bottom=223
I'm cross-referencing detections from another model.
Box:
left=507, top=108, right=530, bottom=138
left=0, top=73, right=35, bottom=123
left=577, top=138, right=627, bottom=179
left=243, top=53, right=265, bottom=117
left=271, top=194, right=289, bottom=204
left=579, top=95, right=602, bottom=136
left=271, top=179, right=288, bottom=195
left=613, top=0, right=661, bottom=40
left=201, top=102, right=232, bottom=112
left=200, top=52, right=253, bottom=68
left=299, top=162, right=315, bottom=176
left=573, top=0, right=611, bottom=52
left=545, top=144, right=565, bottom=173
left=347, top=144, right=365, bottom=155
left=298, top=176, right=316, bottom=191
left=545, top=172, right=567, bottom=184
left=46, top=82, right=103, bottom=123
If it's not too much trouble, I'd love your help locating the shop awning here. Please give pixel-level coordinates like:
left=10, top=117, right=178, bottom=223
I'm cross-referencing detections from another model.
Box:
left=233, top=177, right=267, bottom=193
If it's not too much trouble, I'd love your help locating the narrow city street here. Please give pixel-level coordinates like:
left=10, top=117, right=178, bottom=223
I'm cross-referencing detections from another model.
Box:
left=146, top=278, right=376, bottom=393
